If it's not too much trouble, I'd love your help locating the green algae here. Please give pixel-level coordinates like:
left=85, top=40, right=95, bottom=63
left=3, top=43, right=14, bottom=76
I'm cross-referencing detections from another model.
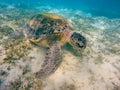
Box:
left=2, top=37, right=32, bottom=63
left=0, top=26, right=13, bottom=37
left=9, top=77, right=22, bottom=90
left=22, top=65, right=31, bottom=75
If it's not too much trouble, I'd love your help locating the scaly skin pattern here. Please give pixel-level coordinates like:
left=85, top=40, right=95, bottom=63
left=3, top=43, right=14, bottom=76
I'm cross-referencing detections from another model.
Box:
left=35, top=44, right=62, bottom=78
left=25, top=14, right=72, bottom=44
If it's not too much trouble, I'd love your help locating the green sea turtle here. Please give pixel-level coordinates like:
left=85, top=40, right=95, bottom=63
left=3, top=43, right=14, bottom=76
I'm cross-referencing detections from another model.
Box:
left=11, top=13, right=86, bottom=78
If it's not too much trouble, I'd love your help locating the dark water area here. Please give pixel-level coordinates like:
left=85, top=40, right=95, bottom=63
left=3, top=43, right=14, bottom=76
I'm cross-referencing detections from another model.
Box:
left=0, top=0, right=120, bottom=18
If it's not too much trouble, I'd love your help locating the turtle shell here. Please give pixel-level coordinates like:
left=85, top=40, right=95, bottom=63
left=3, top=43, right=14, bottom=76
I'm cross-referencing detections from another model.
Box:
left=27, top=13, right=71, bottom=40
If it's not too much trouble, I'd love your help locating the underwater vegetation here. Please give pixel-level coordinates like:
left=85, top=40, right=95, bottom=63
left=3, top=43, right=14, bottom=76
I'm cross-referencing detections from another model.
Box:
left=0, top=1, right=120, bottom=90
left=2, top=38, right=32, bottom=62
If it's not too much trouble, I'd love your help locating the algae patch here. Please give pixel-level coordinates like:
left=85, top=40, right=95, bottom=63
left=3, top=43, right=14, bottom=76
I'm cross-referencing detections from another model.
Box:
left=2, top=37, right=32, bottom=63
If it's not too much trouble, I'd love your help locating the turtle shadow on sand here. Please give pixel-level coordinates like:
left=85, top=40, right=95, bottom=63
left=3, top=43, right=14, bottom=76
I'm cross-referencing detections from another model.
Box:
left=9, top=13, right=87, bottom=78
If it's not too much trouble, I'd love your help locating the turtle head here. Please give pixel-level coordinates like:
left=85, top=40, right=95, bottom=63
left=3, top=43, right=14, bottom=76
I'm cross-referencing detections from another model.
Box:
left=70, top=32, right=86, bottom=48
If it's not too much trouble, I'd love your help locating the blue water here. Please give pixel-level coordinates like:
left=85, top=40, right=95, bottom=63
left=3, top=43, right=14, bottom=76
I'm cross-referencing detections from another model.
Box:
left=1, top=0, right=120, bottom=18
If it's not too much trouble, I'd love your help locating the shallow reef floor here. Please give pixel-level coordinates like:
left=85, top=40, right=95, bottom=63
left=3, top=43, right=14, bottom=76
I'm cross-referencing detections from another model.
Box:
left=0, top=5, right=120, bottom=90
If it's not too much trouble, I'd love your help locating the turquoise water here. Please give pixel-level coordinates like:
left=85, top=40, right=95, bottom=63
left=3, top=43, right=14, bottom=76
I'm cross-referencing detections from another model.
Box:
left=0, top=0, right=120, bottom=90
left=1, top=0, right=120, bottom=18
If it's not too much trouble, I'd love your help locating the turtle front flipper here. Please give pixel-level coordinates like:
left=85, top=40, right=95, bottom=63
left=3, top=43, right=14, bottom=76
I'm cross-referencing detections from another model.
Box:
left=35, top=44, right=62, bottom=78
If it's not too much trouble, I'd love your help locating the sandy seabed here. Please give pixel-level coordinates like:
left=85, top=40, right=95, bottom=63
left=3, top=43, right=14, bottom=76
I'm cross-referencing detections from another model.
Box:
left=0, top=5, right=120, bottom=90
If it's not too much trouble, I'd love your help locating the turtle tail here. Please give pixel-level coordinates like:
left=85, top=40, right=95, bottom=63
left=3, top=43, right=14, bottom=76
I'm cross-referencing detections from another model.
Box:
left=35, top=44, right=62, bottom=78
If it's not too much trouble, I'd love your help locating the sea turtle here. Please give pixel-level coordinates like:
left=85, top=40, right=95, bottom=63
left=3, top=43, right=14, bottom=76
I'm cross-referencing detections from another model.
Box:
left=11, top=13, right=86, bottom=78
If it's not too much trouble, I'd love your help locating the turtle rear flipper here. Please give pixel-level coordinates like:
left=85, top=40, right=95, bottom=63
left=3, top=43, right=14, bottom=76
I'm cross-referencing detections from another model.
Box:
left=9, top=24, right=32, bottom=39
left=35, top=44, right=62, bottom=78
left=9, top=29, right=23, bottom=39
left=9, top=24, right=29, bottom=39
